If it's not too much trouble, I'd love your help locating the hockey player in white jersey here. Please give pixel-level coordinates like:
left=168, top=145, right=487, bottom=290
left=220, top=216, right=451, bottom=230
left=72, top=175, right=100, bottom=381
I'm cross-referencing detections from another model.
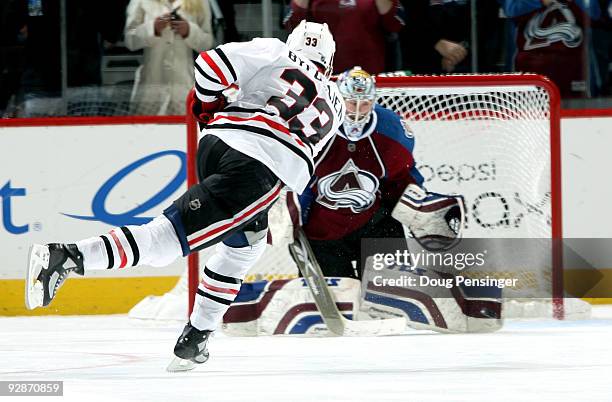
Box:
left=25, top=21, right=345, bottom=371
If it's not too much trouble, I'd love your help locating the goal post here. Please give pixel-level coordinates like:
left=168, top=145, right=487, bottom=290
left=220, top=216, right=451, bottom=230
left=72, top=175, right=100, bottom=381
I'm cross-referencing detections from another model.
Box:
left=186, top=91, right=200, bottom=316
left=184, top=73, right=566, bottom=319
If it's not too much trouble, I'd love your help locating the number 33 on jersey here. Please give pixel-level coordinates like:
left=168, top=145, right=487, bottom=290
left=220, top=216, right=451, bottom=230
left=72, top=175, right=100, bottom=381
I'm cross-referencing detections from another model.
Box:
left=193, top=37, right=345, bottom=194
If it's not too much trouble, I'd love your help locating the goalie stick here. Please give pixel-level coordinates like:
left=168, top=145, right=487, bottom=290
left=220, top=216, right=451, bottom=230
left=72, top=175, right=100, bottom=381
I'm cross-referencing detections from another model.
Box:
left=287, top=228, right=407, bottom=336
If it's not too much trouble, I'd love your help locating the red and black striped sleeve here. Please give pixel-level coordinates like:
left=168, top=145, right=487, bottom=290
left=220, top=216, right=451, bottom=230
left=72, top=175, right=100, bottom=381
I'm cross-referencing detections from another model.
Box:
left=194, top=47, right=239, bottom=103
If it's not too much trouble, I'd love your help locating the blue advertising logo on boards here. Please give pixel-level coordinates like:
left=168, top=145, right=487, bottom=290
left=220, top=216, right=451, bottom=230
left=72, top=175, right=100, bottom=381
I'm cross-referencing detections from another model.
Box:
left=0, top=181, right=29, bottom=234
left=63, top=150, right=186, bottom=226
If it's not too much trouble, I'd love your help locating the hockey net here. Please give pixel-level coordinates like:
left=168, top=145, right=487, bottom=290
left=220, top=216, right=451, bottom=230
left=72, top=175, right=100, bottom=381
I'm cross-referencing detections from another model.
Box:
left=130, top=73, right=591, bottom=322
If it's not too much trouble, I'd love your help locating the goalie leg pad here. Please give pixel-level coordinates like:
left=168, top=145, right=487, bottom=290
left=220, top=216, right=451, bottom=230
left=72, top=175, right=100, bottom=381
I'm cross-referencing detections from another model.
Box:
left=361, top=257, right=503, bottom=333
left=222, top=277, right=362, bottom=336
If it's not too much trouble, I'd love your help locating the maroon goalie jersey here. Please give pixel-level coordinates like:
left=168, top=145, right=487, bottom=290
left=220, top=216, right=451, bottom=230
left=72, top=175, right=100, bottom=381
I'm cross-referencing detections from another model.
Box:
left=292, top=105, right=424, bottom=241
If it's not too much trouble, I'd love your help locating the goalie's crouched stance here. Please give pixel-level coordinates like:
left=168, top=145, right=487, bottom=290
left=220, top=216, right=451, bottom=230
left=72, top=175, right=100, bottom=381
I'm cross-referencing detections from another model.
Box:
left=221, top=183, right=501, bottom=336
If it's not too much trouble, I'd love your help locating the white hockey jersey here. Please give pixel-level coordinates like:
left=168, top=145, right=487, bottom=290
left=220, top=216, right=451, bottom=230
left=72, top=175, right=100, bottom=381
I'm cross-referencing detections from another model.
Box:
left=194, top=38, right=345, bottom=193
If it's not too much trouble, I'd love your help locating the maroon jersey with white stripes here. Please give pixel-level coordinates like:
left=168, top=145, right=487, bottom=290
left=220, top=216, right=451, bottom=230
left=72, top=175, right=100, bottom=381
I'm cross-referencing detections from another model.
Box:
left=194, top=38, right=345, bottom=193
left=512, top=1, right=588, bottom=98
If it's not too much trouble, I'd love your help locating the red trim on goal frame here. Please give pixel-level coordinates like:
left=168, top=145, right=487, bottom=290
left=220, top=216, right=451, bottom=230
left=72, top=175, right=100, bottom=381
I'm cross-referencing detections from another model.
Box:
left=560, top=108, right=612, bottom=118
left=186, top=91, right=200, bottom=316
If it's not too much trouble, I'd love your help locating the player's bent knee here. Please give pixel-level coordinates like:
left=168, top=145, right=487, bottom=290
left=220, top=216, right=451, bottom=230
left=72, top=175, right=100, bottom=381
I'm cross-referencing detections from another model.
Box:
left=207, top=235, right=268, bottom=279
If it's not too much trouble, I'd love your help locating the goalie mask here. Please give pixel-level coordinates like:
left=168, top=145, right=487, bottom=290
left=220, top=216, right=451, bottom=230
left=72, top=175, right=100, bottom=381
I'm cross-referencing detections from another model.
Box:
left=286, top=20, right=335, bottom=78
left=336, top=67, right=376, bottom=141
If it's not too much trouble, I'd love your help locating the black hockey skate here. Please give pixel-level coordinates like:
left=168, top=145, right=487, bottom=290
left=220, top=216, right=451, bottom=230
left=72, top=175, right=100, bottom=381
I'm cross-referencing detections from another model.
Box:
left=25, top=243, right=84, bottom=310
left=167, top=323, right=212, bottom=372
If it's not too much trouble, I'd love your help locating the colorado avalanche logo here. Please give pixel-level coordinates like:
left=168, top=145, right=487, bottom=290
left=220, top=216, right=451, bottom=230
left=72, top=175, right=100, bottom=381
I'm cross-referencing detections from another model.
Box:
left=316, top=159, right=379, bottom=213
left=523, top=2, right=582, bottom=50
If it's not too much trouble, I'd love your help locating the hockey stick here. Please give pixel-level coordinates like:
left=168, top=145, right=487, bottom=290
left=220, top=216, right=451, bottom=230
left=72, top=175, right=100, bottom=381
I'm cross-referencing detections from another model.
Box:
left=287, top=228, right=406, bottom=336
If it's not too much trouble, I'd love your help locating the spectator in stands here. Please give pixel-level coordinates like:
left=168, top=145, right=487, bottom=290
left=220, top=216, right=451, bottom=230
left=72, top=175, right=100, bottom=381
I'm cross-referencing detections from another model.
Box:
left=125, top=0, right=214, bottom=115
left=99, top=0, right=131, bottom=52
left=400, top=0, right=470, bottom=74
left=591, top=0, right=612, bottom=96
left=20, top=0, right=61, bottom=97
left=283, top=0, right=405, bottom=74
left=499, top=0, right=603, bottom=98
left=67, top=2, right=126, bottom=88
left=13, top=1, right=126, bottom=117
left=219, top=0, right=241, bottom=43
left=0, top=0, right=28, bottom=115
left=475, top=1, right=507, bottom=73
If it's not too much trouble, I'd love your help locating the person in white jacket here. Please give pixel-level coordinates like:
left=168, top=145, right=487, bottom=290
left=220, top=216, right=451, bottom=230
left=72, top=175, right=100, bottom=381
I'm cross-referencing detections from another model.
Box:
left=125, top=0, right=214, bottom=115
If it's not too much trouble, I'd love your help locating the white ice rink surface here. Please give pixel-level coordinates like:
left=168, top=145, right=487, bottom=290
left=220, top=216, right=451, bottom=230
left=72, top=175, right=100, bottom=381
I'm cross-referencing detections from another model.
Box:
left=2, top=308, right=612, bottom=402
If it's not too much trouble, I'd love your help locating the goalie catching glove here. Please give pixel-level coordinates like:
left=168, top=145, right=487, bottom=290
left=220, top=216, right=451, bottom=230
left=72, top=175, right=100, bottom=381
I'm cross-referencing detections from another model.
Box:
left=392, top=184, right=465, bottom=251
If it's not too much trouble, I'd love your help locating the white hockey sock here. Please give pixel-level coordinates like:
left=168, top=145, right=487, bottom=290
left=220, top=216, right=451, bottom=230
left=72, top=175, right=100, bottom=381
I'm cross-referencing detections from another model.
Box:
left=75, top=215, right=182, bottom=271
left=190, top=238, right=267, bottom=331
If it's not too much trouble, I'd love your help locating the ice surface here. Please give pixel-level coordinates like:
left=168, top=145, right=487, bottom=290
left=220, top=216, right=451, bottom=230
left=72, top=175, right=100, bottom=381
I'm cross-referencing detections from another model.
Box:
left=1, top=308, right=612, bottom=402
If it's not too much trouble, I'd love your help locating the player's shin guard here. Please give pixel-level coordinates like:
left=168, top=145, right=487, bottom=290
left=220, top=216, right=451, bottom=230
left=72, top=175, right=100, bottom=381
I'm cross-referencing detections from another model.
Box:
left=75, top=215, right=182, bottom=271
left=190, top=237, right=267, bottom=331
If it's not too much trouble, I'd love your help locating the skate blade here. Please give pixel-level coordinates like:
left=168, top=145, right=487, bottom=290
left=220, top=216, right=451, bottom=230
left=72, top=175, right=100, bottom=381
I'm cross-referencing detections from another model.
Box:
left=166, top=356, right=197, bottom=372
left=25, top=244, right=49, bottom=310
